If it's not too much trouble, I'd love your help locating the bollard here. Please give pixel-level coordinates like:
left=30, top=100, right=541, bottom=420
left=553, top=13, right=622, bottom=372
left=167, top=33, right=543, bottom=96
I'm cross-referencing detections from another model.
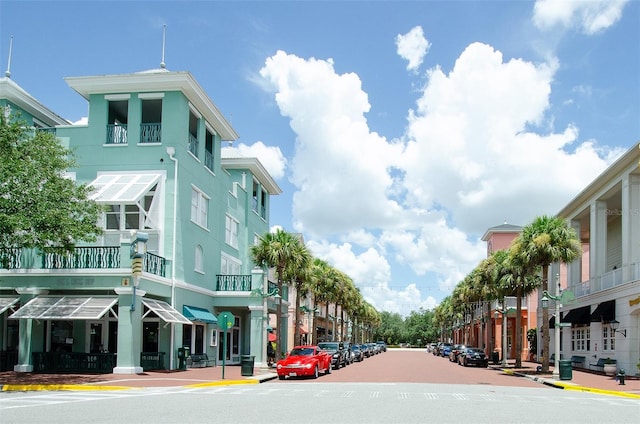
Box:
left=617, top=369, right=625, bottom=385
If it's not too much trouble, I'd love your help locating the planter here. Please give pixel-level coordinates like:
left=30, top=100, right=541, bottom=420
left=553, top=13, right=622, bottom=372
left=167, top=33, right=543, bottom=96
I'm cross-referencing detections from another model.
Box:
left=603, top=364, right=616, bottom=376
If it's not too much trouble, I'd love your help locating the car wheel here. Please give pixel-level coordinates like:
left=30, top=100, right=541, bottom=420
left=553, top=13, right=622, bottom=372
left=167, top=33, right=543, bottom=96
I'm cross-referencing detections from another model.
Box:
left=278, top=375, right=285, bottom=380
left=463, top=358, right=468, bottom=367
left=326, top=362, right=332, bottom=374
left=458, top=357, right=462, bottom=366
left=313, top=365, right=319, bottom=379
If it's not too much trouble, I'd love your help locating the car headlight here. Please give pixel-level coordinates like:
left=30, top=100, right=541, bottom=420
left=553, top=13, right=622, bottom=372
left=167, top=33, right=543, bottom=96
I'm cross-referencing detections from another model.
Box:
left=304, top=363, right=312, bottom=369
left=276, top=364, right=282, bottom=369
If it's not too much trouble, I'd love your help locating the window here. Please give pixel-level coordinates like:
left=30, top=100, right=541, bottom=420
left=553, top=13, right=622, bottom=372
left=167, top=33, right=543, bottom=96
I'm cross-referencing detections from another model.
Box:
left=225, top=215, right=239, bottom=248
left=571, top=326, right=590, bottom=351
left=195, top=245, right=204, bottom=273
left=191, top=187, right=209, bottom=228
left=602, top=325, right=615, bottom=351
left=221, top=254, right=241, bottom=275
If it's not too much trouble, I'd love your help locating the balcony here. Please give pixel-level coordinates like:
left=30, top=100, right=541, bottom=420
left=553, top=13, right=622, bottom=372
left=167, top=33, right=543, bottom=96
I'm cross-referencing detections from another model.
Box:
left=216, top=274, right=252, bottom=291
left=204, top=150, right=214, bottom=171
left=140, top=123, right=161, bottom=144
left=188, top=133, right=199, bottom=157
left=0, top=247, right=167, bottom=278
left=106, top=124, right=128, bottom=145
left=569, top=262, right=639, bottom=298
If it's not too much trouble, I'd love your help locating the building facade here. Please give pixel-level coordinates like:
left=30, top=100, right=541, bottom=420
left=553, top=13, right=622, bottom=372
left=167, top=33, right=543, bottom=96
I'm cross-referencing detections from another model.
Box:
left=0, top=68, right=283, bottom=374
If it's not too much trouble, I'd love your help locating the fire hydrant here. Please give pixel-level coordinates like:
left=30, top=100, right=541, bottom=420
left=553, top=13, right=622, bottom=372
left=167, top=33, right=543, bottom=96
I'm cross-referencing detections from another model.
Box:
left=617, top=368, right=625, bottom=385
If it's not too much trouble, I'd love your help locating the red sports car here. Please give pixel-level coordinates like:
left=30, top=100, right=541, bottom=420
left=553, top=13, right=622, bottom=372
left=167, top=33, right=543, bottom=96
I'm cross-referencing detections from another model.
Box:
left=276, top=345, right=332, bottom=380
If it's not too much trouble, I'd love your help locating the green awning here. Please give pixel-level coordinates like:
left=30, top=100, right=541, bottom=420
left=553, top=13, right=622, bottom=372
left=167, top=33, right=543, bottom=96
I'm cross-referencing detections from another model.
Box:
left=183, top=305, right=217, bottom=324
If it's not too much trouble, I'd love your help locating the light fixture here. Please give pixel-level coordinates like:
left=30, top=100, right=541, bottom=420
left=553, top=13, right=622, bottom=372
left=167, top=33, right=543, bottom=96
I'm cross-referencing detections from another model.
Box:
left=609, top=319, right=627, bottom=338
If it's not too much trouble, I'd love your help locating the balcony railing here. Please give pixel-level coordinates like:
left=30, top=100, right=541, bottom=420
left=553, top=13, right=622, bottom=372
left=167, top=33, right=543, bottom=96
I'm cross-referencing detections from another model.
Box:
left=32, top=352, right=116, bottom=374
left=43, top=247, right=121, bottom=269
left=204, top=150, right=214, bottom=171
left=106, top=124, right=128, bottom=144
left=188, top=133, right=199, bottom=157
left=569, top=262, right=638, bottom=298
left=216, top=274, right=252, bottom=291
left=36, top=127, right=57, bottom=135
left=1, top=247, right=167, bottom=278
left=140, top=123, right=161, bottom=144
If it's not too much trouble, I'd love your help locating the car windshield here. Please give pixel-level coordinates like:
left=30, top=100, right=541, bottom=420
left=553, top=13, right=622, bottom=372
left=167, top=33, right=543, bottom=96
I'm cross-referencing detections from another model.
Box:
left=467, top=348, right=483, bottom=354
left=289, top=347, right=315, bottom=356
left=318, top=343, right=338, bottom=350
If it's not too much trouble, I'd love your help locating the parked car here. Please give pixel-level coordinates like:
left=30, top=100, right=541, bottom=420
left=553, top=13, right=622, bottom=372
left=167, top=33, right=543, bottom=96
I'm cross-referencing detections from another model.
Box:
left=351, top=344, right=364, bottom=362
left=449, top=344, right=467, bottom=362
left=276, top=345, right=332, bottom=380
left=342, top=342, right=354, bottom=365
left=317, top=341, right=347, bottom=369
left=376, top=341, right=387, bottom=352
left=439, top=343, right=453, bottom=357
left=458, top=347, right=489, bottom=367
left=359, top=343, right=372, bottom=357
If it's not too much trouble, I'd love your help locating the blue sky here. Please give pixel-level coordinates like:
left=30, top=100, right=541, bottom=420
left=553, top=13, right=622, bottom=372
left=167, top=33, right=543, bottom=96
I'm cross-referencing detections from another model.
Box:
left=2, top=1, right=638, bottom=316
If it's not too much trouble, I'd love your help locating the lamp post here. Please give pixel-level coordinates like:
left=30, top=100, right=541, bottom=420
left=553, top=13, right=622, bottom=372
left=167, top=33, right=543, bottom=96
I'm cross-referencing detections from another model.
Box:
left=609, top=319, right=627, bottom=338
left=541, top=274, right=562, bottom=380
left=494, top=303, right=508, bottom=367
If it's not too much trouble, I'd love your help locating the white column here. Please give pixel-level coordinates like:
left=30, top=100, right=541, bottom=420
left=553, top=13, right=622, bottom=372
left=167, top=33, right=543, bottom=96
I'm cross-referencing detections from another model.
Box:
left=590, top=200, right=608, bottom=290
left=622, top=174, right=640, bottom=281
left=569, top=220, right=582, bottom=287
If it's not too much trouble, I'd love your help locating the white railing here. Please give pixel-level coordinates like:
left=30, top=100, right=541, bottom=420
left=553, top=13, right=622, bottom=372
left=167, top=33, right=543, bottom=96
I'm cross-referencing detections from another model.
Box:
left=569, top=262, right=639, bottom=298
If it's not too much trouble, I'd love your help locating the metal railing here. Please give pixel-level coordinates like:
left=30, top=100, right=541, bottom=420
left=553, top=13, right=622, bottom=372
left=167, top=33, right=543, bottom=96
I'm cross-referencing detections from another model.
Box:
left=0, top=248, right=21, bottom=269
left=140, top=123, right=161, bottom=144
left=204, top=150, right=214, bottom=171
left=188, top=133, right=199, bottom=157
left=145, top=252, right=167, bottom=277
left=216, top=274, right=252, bottom=291
left=569, top=262, right=639, bottom=298
left=43, top=247, right=121, bottom=269
left=31, top=352, right=116, bottom=373
left=106, top=124, right=128, bottom=144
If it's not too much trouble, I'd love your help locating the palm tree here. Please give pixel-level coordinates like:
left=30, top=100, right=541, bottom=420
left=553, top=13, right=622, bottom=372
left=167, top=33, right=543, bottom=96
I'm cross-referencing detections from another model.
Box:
left=251, top=229, right=307, bottom=361
left=513, top=215, right=581, bottom=373
left=284, top=240, right=312, bottom=347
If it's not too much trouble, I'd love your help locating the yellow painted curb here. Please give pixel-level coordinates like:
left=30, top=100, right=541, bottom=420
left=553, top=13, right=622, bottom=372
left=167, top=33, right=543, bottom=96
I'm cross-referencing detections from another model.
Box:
left=185, top=379, right=259, bottom=388
left=553, top=382, right=640, bottom=399
left=2, top=384, right=133, bottom=392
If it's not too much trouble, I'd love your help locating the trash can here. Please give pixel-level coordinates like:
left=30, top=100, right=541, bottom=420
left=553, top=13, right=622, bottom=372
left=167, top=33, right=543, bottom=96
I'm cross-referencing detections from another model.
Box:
left=491, top=351, right=499, bottom=365
left=240, top=355, right=255, bottom=376
left=558, top=359, right=572, bottom=380
left=177, top=348, right=186, bottom=370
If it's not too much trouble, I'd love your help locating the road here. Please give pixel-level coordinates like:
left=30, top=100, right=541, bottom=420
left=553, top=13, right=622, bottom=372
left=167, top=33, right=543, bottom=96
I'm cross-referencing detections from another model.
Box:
left=1, top=349, right=637, bottom=424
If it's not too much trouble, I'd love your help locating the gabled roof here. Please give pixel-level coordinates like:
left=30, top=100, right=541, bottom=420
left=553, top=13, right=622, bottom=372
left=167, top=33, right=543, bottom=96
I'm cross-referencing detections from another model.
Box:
left=64, top=70, right=238, bottom=141
left=0, top=77, right=70, bottom=126
left=221, top=156, right=282, bottom=195
left=481, top=223, right=522, bottom=241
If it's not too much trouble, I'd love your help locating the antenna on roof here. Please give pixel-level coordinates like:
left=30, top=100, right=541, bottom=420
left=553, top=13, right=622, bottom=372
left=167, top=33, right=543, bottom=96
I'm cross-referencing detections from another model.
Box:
left=160, top=24, right=167, bottom=69
left=5, top=35, right=13, bottom=78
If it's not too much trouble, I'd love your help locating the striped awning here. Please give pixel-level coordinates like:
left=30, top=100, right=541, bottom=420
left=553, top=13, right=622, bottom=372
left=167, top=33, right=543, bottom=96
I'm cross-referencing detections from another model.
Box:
left=0, top=297, right=19, bottom=314
left=141, top=298, right=191, bottom=324
left=9, top=296, right=117, bottom=320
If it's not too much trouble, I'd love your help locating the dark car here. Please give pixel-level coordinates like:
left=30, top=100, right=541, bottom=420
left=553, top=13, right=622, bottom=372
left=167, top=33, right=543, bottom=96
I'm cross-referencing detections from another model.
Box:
left=448, top=344, right=467, bottom=362
left=351, top=344, right=364, bottom=362
left=317, top=341, right=346, bottom=369
left=376, top=341, right=387, bottom=352
left=458, top=347, right=489, bottom=367
left=359, top=343, right=372, bottom=357
left=439, top=343, right=453, bottom=357
left=342, top=342, right=354, bottom=365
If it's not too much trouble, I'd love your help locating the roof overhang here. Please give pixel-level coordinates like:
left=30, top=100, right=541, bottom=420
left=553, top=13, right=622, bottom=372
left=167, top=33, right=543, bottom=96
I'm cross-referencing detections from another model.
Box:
left=0, top=77, right=70, bottom=126
left=183, top=305, right=217, bottom=324
left=221, top=156, right=282, bottom=195
left=141, top=298, right=192, bottom=324
left=9, top=296, right=118, bottom=320
left=88, top=172, right=162, bottom=203
left=64, top=70, right=238, bottom=141
left=0, top=297, right=19, bottom=314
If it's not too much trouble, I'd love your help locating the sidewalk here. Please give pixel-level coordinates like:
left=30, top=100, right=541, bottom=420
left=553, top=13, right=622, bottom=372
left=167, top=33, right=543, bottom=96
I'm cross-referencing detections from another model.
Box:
left=493, top=360, right=640, bottom=399
left=1, top=361, right=639, bottom=398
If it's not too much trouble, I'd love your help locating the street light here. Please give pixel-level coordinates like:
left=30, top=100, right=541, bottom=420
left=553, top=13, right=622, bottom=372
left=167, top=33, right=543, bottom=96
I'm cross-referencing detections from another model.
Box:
left=494, top=303, right=508, bottom=367
left=541, top=274, right=562, bottom=380
left=609, top=319, right=627, bottom=338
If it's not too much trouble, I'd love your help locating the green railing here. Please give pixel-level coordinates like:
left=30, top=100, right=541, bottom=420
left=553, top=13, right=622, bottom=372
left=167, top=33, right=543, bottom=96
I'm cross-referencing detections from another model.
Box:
left=0, top=248, right=21, bottom=269
left=43, top=247, right=121, bottom=269
left=145, top=252, right=167, bottom=277
left=216, top=275, right=252, bottom=291
left=106, top=124, right=128, bottom=144
left=188, top=133, right=199, bottom=156
left=32, top=352, right=116, bottom=373
left=140, top=352, right=165, bottom=370
left=140, top=123, right=161, bottom=144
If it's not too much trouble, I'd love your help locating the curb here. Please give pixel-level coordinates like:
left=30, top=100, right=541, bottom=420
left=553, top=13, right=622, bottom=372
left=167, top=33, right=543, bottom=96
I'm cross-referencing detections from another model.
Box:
left=502, top=368, right=640, bottom=399
left=1, top=373, right=279, bottom=392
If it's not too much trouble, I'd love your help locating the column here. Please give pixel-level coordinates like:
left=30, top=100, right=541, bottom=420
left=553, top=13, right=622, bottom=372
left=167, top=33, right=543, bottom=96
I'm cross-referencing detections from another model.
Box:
left=249, top=305, right=266, bottom=367
left=14, top=288, right=48, bottom=372
left=569, top=219, right=582, bottom=287
left=622, top=174, right=640, bottom=281
left=113, top=287, right=145, bottom=374
left=590, top=200, right=608, bottom=290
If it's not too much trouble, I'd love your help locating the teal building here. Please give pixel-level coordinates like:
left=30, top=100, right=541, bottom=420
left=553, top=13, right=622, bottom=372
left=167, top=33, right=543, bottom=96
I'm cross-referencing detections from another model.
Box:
left=0, top=68, right=284, bottom=374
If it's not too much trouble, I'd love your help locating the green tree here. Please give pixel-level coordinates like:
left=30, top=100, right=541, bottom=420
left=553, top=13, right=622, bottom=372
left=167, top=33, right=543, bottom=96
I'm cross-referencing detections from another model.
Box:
left=0, top=115, right=102, bottom=266
left=513, top=215, right=581, bottom=373
left=251, top=229, right=307, bottom=360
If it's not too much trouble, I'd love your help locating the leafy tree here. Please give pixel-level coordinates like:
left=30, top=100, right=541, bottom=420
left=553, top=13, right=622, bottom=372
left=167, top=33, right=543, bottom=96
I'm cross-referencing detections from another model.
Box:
left=0, top=115, right=102, bottom=267
left=513, top=215, right=581, bottom=373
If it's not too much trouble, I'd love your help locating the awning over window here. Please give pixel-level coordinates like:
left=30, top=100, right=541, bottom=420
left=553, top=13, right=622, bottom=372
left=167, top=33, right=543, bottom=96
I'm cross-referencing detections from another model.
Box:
left=183, top=305, right=217, bottom=324
left=141, top=298, right=192, bottom=324
left=89, top=173, right=161, bottom=203
left=0, top=297, right=19, bottom=314
left=562, top=306, right=591, bottom=325
left=9, top=296, right=117, bottom=320
left=590, top=300, right=615, bottom=322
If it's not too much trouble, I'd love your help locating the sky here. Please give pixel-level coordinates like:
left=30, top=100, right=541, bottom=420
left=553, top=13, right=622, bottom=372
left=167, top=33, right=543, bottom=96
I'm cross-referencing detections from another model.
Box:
left=1, top=1, right=639, bottom=317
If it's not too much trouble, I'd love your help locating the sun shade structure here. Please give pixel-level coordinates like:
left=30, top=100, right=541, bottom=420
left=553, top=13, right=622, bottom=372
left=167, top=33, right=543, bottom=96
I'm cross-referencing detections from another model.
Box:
left=9, top=296, right=118, bottom=320
left=141, top=298, right=192, bottom=324
left=590, top=300, right=615, bottom=322
left=562, top=305, right=591, bottom=325
left=183, top=305, right=217, bottom=324
left=88, top=173, right=162, bottom=203
left=0, top=297, right=19, bottom=314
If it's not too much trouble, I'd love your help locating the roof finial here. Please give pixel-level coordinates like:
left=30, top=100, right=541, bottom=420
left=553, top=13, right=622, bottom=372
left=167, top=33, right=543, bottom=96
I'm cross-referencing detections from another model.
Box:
left=160, top=24, right=166, bottom=69
left=5, top=35, right=14, bottom=78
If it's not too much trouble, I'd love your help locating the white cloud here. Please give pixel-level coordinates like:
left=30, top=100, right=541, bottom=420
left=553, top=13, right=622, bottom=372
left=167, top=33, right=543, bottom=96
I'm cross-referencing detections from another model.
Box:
left=221, top=141, right=287, bottom=180
left=396, top=26, right=431, bottom=72
left=258, top=40, right=617, bottom=316
left=533, top=0, right=629, bottom=34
